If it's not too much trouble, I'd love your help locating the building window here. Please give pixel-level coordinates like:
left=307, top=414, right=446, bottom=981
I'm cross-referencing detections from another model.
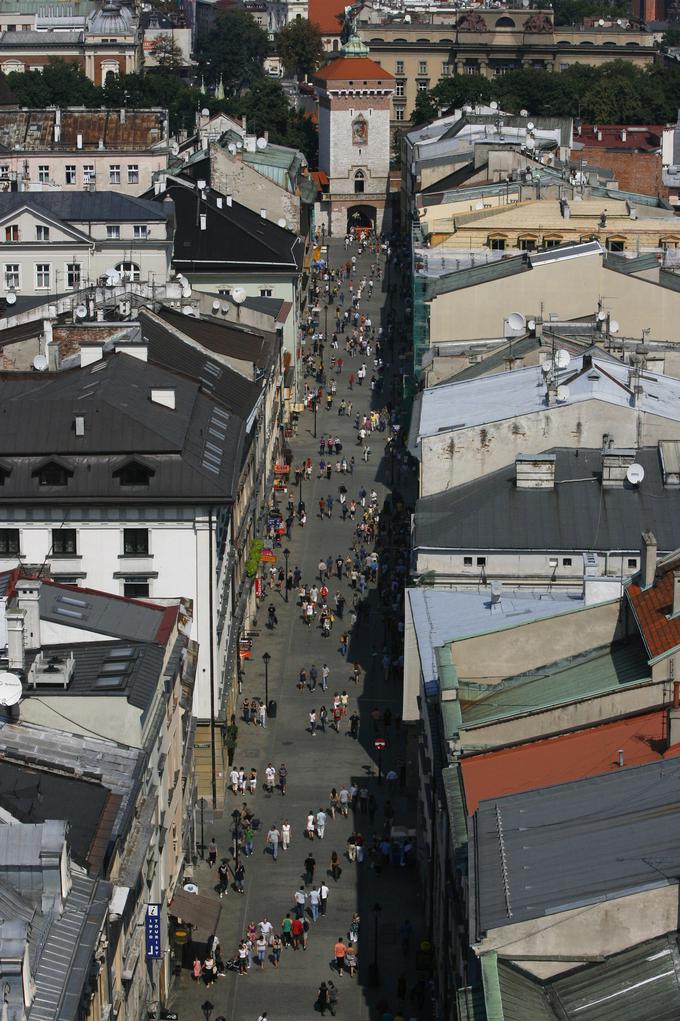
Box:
left=418, top=61, right=427, bottom=74
left=476, top=556, right=486, bottom=566
left=518, top=236, right=537, bottom=251
left=38, top=164, right=49, bottom=183
left=442, top=62, right=451, bottom=76
left=115, top=461, right=152, bottom=486
left=606, top=237, right=625, bottom=253
left=115, top=261, right=140, bottom=282
left=463, top=556, right=473, bottom=566
left=123, top=576, right=150, bottom=598
left=83, top=165, right=95, bottom=184
left=488, top=236, right=506, bottom=251
left=4, top=264, right=19, bottom=289
left=127, top=164, right=139, bottom=184
left=109, top=165, right=121, bottom=185
left=465, top=63, right=478, bottom=75
left=0, top=166, right=9, bottom=179
left=66, top=263, right=81, bottom=289
left=35, top=264, right=50, bottom=289
left=37, top=462, right=69, bottom=486
left=107, top=225, right=121, bottom=240
left=395, top=59, right=404, bottom=73
left=65, top=165, right=76, bottom=185
left=395, top=80, right=404, bottom=97
left=260, top=288, right=272, bottom=297
left=562, top=557, right=572, bottom=566
left=543, top=236, right=562, bottom=248
left=0, top=529, right=19, bottom=555
left=354, top=170, right=365, bottom=194
left=395, top=107, right=405, bottom=122
left=36, top=225, right=49, bottom=242
left=417, top=79, right=429, bottom=92
left=133, top=224, right=148, bottom=240
left=627, top=557, right=638, bottom=568
left=52, top=528, right=77, bottom=555
left=4, top=225, right=18, bottom=242
left=123, top=528, right=149, bottom=555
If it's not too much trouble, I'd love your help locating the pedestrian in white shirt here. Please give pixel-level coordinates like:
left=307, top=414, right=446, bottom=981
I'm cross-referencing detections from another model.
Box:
left=316, top=809, right=327, bottom=839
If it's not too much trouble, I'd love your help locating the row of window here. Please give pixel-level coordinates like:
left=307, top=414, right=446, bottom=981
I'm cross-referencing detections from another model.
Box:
left=0, top=526, right=149, bottom=557
left=0, top=460, right=151, bottom=487
left=2, top=164, right=141, bottom=186
left=4, top=223, right=148, bottom=243
left=486, top=234, right=634, bottom=253
left=4, top=261, right=141, bottom=290
left=461, top=555, right=639, bottom=569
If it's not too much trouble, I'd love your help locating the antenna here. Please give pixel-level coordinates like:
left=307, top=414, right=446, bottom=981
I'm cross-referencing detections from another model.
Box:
left=0, top=671, right=21, bottom=707
left=232, top=287, right=246, bottom=304
left=555, top=349, right=570, bottom=370
left=626, top=463, right=645, bottom=485
left=33, top=354, right=48, bottom=372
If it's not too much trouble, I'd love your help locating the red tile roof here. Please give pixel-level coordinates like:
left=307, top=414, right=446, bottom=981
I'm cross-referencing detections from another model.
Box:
left=314, top=57, right=394, bottom=82
left=627, top=571, right=680, bottom=660
left=308, top=0, right=345, bottom=34
left=575, top=124, right=664, bottom=152
left=461, top=708, right=680, bottom=814
left=311, top=169, right=329, bottom=191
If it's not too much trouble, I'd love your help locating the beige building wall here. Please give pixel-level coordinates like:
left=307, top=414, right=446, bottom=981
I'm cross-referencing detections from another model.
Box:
left=209, top=143, right=302, bottom=231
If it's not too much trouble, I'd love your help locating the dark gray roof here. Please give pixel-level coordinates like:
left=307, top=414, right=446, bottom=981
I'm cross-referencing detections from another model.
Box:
left=472, top=755, right=680, bottom=937
left=26, top=641, right=165, bottom=713
left=154, top=307, right=278, bottom=372
left=414, top=447, right=680, bottom=553
left=159, top=180, right=303, bottom=273
left=39, top=581, right=175, bottom=642
left=0, top=191, right=167, bottom=222
left=139, top=310, right=263, bottom=419
left=242, top=294, right=286, bottom=316
left=0, top=353, right=245, bottom=504
left=495, top=933, right=680, bottom=1021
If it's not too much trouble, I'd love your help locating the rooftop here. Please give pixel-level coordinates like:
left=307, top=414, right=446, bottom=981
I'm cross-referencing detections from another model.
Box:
left=308, top=0, right=345, bottom=33
left=39, top=580, right=178, bottom=643
left=414, top=447, right=680, bottom=554
left=627, top=557, right=680, bottom=661
left=313, top=56, right=394, bottom=82
left=412, top=352, right=680, bottom=443
left=461, top=707, right=680, bottom=814
left=0, top=191, right=168, bottom=222
left=472, top=754, right=680, bottom=935
left=0, top=109, right=167, bottom=153
left=574, top=124, right=664, bottom=152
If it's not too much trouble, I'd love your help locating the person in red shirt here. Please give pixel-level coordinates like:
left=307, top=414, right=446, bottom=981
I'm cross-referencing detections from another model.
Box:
left=334, top=937, right=346, bottom=976
left=291, top=916, right=303, bottom=950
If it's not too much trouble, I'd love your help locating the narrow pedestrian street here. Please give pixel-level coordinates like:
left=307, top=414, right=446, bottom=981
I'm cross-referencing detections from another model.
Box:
left=171, top=235, right=424, bottom=1021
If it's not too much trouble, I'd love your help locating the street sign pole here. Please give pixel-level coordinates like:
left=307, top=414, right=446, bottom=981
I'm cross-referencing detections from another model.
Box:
left=374, top=737, right=386, bottom=785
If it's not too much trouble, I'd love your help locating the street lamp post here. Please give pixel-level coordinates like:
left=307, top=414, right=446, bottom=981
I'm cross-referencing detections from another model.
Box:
left=283, top=548, right=290, bottom=602
left=368, top=902, right=382, bottom=986
left=231, top=809, right=241, bottom=868
left=298, top=471, right=303, bottom=513
left=262, top=651, right=271, bottom=708
left=312, top=396, right=318, bottom=439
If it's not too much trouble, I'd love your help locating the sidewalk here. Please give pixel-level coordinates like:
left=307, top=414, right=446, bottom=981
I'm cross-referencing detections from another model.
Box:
left=171, top=236, right=425, bottom=1021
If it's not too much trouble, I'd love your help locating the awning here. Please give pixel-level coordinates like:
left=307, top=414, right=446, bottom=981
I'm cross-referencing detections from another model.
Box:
left=168, top=890, right=222, bottom=936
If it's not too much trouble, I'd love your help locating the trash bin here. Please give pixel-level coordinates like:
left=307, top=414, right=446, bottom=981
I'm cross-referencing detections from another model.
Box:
left=268, top=699, right=277, bottom=719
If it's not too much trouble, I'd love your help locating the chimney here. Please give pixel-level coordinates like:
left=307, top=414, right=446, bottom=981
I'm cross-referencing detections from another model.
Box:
left=54, top=123, right=60, bottom=143
left=621, top=128, right=626, bottom=142
left=5, top=608, right=25, bottom=672
left=617, top=749, right=624, bottom=767
left=216, top=196, right=223, bottom=208
left=601, top=448, right=636, bottom=488
left=669, top=681, right=680, bottom=747
left=76, top=133, right=83, bottom=150
left=596, top=129, right=602, bottom=142
left=120, top=107, right=126, bottom=125
left=674, top=570, right=680, bottom=617
left=515, top=453, right=556, bottom=489
left=641, top=530, right=657, bottom=589
left=15, top=580, right=41, bottom=651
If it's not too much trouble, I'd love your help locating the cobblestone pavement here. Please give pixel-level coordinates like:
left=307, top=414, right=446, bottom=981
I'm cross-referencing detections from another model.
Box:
left=171, top=235, right=426, bottom=1021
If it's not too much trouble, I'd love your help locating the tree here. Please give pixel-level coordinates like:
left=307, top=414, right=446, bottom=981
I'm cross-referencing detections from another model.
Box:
left=7, top=59, right=100, bottom=108
left=233, top=78, right=318, bottom=163
left=148, top=35, right=184, bottom=72
left=200, top=10, right=269, bottom=96
left=276, top=18, right=325, bottom=79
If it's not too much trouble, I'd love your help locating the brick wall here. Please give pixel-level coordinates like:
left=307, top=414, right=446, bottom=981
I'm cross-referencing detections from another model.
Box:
left=574, top=146, right=669, bottom=199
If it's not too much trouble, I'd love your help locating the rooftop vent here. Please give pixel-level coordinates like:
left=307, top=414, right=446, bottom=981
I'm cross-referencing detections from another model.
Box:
left=515, top=452, right=556, bottom=490
left=27, top=651, right=75, bottom=690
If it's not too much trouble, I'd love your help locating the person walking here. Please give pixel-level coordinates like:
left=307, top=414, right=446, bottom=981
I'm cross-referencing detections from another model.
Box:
left=243, top=822, right=255, bottom=857
left=208, top=837, right=217, bottom=868
left=318, top=982, right=330, bottom=1016
left=271, top=934, right=282, bottom=969
left=235, top=860, right=246, bottom=893
left=294, top=886, right=306, bottom=919
left=217, top=859, right=229, bottom=897
left=334, top=938, right=347, bottom=976
left=328, top=980, right=339, bottom=1016
left=281, top=820, right=291, bottom=851
left=316, top=808, right=327, bottom=839
left=309, top=709, right=317, bottom=736
left=330, top=850, right=342, bottom=882
left=267, top=824, right=280, bottom=861
left=320, top=880, right=329, bottom=915
left=304, top=851, right=316, bottom=885
left=309, top=885, right=320, bottom=922
left=279, top=762, right=288, bottom=796
left=256, top=934, right=267, bottom=969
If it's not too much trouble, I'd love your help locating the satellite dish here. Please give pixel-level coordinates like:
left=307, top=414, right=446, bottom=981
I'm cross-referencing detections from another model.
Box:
left=277, top=217, right=287, bottom=228
left=626, top=463, right=645, bottom=485
left=256, top=136, right=267, bottom=150
left=181, top=284, right=192, bottom=299
left=75, top=304, right=87, bottom=319
left=597, top=310, right=607, bottom=321
left=556, top=385, right=570, bottom=402
left=33, top=354, right=48, bottom=371
left=201, top=107, right=210, bottom=116
left=525, top=137, right=535, bottom=149
left=5, top=292, right=16, bottom=305
left=232, top=287, right=247, bottom=304
left=220, top=303, right=229, bottom=314
left=609, top=320, right=620, bottom=334
left=490, top=100, right=498, bottom=110
left=519, top=108, right=528, bottom=117
left=0, top=671, right=22, bottom=707
left=171, top=141, right=180, bottom=155
left=507, top=312, right=526, bottom=331
left=182, top=304, right=197, bottom=316
left=527, top=121, right=535, bottom=131
left=555, top=349, right=571, bottom=369
left=541, top=361, right=552, bottom=375
left=528, top=319, right=537, bottom=331
left=228, top=143, right=237, bottom=155
left=212, top=299, right=221, bottom=312
left=598, top=17, right=605, bottom=25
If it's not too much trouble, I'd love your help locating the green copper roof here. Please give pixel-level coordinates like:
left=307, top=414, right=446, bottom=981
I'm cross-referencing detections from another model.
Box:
left=342, top=31, right=369, bottom=56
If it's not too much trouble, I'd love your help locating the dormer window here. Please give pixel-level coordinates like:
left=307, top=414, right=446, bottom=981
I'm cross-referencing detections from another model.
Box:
left=114, top=460, right=154, bottom=487
left=33, top=460, right=73, bottom=487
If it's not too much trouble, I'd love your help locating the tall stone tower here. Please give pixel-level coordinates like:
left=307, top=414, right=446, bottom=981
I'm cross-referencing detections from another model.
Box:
left=314, top=35, right=395, bottom=237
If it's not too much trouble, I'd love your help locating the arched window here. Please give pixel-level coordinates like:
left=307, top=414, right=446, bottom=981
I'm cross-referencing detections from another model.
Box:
left=487, top=233, right=507, bottom=251
left=495, top=16, right=516, bottom=27
left=517, top=233, right=538, bottom=252
left=542, top=234, right=563, bottom=248
left=115, top=262, right=140, bottom=282
left=354, top=171, right=365, bottom=194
